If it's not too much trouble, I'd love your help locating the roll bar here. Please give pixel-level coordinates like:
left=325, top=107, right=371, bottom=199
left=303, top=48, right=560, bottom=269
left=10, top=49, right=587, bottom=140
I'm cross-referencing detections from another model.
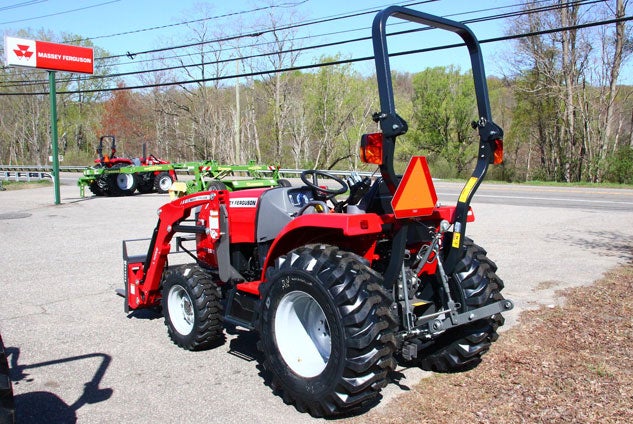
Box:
left=371, top=6, right=503, bottom=273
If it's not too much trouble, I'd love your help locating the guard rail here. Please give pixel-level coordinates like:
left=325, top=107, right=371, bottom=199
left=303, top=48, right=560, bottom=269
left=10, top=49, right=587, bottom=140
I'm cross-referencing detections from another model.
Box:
left=0, top=165, right=374, bottom=179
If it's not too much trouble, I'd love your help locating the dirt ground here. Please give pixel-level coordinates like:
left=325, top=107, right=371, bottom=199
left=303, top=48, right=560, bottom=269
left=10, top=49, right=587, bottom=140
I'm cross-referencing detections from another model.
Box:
left=347, top=263, right=633, bottom=424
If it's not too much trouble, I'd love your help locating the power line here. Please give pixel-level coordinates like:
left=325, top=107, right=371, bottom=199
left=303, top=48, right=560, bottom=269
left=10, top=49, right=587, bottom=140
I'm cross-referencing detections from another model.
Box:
left=70, top=1, right=308, bottom=44
left=104, top=0, right=602, bottom=69
left=0, top=0, right=622, bottom=94
left=0, top=1, right=47, bottom=13
left=3, top=14, right=628, bottom=97
left=0, top=0, right=438, bottom=85
left=0, top=0, right=605, bottom=87
left=0, top=0, right=121, bottom=25
left=97, top=0, right=437, bottom=61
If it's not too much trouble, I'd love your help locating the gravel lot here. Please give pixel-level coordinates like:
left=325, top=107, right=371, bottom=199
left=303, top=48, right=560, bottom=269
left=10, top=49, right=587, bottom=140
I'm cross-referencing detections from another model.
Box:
left=1, top=182, right=632, bottom=423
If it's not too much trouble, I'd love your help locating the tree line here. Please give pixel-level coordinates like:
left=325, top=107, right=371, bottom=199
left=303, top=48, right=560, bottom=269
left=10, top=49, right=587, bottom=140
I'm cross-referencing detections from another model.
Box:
left=0, top=0, right=631, bottom=184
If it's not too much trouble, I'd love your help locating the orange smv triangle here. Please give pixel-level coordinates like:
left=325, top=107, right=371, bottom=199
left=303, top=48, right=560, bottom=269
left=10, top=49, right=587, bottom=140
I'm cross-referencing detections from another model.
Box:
left=391, top=156, right=438, bottom=219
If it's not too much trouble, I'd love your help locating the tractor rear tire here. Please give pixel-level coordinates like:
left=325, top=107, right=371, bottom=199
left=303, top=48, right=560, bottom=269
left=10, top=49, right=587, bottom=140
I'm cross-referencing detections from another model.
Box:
left=417, top=238, right=505, bottom=372
left=88, top=180, right=106, bottom=196
left=162, top=264, right=224, bottom=351
left=137, top=173, right=155, bottom=193
left=107, top=164, right=137, bottom=196
left=87, top=165, right=109, bottom=196
left=154, top=172, right=173, bottom=194
left=0, top=333, right=14, bottom=424
left=259, top=244, right=397, bottom=417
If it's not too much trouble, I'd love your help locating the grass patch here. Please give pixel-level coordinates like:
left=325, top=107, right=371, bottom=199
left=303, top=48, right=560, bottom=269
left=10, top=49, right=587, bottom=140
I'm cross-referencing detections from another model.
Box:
left=516, top=180, right=633, bottom=189
left=0, top=180, right=52, bottom=191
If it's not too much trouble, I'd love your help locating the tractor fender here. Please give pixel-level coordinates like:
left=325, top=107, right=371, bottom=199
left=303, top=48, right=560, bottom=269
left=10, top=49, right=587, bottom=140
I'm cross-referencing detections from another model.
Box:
left=259, top=212, right=386, bottom=280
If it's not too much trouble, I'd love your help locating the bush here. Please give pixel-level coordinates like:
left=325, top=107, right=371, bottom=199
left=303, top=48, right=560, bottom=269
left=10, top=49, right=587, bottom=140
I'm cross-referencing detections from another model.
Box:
left=604, top=147, right=633, bottom=184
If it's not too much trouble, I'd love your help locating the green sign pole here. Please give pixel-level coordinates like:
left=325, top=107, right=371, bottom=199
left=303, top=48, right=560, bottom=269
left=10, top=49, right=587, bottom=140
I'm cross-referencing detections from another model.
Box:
left=49, top=70, right=61, bottom=205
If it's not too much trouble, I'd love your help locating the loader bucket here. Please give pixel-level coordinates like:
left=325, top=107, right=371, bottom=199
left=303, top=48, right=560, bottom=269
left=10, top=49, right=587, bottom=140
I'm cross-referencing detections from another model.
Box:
left=120, top=239, right=149, bottom=312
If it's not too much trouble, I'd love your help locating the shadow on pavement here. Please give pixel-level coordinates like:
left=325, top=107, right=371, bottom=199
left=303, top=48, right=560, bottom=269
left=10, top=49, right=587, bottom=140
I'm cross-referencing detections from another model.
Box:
left=7, top=347, right=113, bottom=424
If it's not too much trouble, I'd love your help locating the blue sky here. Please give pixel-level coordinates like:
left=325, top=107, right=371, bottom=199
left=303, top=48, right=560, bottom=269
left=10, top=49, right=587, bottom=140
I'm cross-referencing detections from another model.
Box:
left=1, top=0, right=630, bottom=84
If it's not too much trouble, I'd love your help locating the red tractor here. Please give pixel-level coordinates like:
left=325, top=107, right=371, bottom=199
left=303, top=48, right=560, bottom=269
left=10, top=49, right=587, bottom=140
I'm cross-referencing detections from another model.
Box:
left=85, top=135, right=176, bottom=196
left=120, top=6, right=512, bottom=417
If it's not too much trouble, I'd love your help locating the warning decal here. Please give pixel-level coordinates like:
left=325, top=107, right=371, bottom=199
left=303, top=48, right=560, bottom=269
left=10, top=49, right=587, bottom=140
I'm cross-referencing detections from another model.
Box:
left=391, top=156, right=438, bottom=219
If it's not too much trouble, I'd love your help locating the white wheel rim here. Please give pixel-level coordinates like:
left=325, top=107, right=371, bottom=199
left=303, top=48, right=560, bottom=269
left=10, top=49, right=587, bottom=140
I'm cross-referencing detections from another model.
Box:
left=159, top=176, right=172, bottom=191
left=116, top=173, right=134, bottom=190
left=167, top=284, right=194, bottom=335
left=274, top=291, right=331, bottom=377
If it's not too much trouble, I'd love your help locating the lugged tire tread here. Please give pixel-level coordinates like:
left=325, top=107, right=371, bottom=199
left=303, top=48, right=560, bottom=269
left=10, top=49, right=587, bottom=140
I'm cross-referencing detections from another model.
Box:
left=162, top=264, right=224, bottom=351
left=417, top=238, right=506, bottom=372
left=259, top=244, right=397, bottom=417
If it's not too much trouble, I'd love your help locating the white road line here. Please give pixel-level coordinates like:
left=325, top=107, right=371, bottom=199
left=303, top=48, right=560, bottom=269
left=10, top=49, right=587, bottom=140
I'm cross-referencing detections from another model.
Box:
left=472, top=193, right=633, bottom=206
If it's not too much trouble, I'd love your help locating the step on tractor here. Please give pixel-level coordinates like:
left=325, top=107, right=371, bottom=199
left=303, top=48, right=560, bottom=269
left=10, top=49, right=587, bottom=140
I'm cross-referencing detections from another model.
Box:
left=119, top=6, right=513, bottom=417
left=78, top=136, right=177, bottom=197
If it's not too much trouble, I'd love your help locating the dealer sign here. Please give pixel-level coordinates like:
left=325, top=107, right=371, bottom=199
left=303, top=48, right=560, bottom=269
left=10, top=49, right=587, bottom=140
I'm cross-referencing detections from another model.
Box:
left=4, top=36, right=94, bottom=74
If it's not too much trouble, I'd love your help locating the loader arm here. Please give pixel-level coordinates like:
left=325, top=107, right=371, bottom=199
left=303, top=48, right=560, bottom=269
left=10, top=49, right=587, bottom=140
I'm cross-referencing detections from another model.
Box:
left=122, top=191, right=228, bottom=311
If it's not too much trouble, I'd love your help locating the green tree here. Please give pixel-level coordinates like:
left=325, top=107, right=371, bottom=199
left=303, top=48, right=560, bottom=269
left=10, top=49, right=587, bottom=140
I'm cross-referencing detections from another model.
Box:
left=409, top=66, right=478, bottom=177
left=100, top=82, right=155, bottom=156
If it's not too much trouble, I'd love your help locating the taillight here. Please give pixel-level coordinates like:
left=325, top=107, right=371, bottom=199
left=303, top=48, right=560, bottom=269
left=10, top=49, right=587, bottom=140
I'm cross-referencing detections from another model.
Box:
left=360, top=133, right=383, bottom=165
left=492, top=139, right=503, bottom=165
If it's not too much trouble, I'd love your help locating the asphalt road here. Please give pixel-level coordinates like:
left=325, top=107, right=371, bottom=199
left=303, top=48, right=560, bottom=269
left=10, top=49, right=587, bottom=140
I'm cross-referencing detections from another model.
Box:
left=1, top=180, right=632, bottom=423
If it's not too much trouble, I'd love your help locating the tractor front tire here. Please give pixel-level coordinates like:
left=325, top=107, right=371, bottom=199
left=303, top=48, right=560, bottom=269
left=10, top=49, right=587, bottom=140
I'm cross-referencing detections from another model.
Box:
left=417, top=238, right=505, bottom=372
left=154, top=172, right=173, bottom=194
left=207, top=180, right=227, bottom=191
left=259, top=244, right=397, bottom=417
left=162, top=264, right=224, bottom=351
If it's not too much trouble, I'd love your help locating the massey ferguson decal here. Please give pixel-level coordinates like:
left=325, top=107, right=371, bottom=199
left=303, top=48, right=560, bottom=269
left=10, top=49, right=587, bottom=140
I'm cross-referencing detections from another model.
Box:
left=4, top=36, right=94, bottom=74
left=230, top=198, right=258, bottom=208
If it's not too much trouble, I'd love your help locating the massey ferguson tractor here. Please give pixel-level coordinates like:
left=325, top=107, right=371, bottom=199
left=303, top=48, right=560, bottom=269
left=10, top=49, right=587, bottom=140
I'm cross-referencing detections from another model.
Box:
left=79, top=135, right=177, bottom=196
left=119, top=6, right=513, bottom=417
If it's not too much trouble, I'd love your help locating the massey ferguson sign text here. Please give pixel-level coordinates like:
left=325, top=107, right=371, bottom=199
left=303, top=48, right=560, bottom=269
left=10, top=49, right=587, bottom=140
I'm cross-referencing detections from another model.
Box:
left=5, top=36, right=94, bottom=74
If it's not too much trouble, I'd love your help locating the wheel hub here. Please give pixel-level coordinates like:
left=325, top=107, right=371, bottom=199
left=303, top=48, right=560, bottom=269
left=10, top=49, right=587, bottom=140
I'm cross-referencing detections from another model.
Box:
left=116, top=173, right=134, bottom=190
left=167, top=285, right=194, bottom=335
left=274, top=291, right=331, bottom=378
left=159, top=176, right=172, bottom=191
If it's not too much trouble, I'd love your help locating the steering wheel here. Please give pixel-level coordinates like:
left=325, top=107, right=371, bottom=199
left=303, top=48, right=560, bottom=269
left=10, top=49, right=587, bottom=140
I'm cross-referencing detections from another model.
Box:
left=300, top=170, right=348, bottom=198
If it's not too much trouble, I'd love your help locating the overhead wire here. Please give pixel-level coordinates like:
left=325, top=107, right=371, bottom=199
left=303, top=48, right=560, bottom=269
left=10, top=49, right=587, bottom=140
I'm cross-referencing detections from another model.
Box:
left=0, top=0, right=594, bottom=85
left=68, top=1, right=309, bottom=44
left=0, top=0, right=607, bottom=87
left=96, top=0, right=437, bottom=61
left=99, top=0, right=602, bottom=68
left=0, top=0, right=121, bottom=25
left=0, top=0, right=438, bottom=85
left=0, top=0, right=623, bottom=95
left=0, top=1, right=47, bottom=13
left=5, top=13, right=628, bottom=96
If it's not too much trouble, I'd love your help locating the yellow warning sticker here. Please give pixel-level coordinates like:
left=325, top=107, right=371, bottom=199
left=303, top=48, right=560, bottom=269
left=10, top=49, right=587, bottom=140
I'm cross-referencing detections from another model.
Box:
left=452, top=231, right=461, bottom=248
left=458, top=177, right=478, bottom=203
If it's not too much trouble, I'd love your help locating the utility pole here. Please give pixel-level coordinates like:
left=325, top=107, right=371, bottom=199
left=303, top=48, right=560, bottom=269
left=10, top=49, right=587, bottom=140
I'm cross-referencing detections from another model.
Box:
left=49, top=71, right=61, bottom=204
left=234, top=60, right=241, bottom=163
